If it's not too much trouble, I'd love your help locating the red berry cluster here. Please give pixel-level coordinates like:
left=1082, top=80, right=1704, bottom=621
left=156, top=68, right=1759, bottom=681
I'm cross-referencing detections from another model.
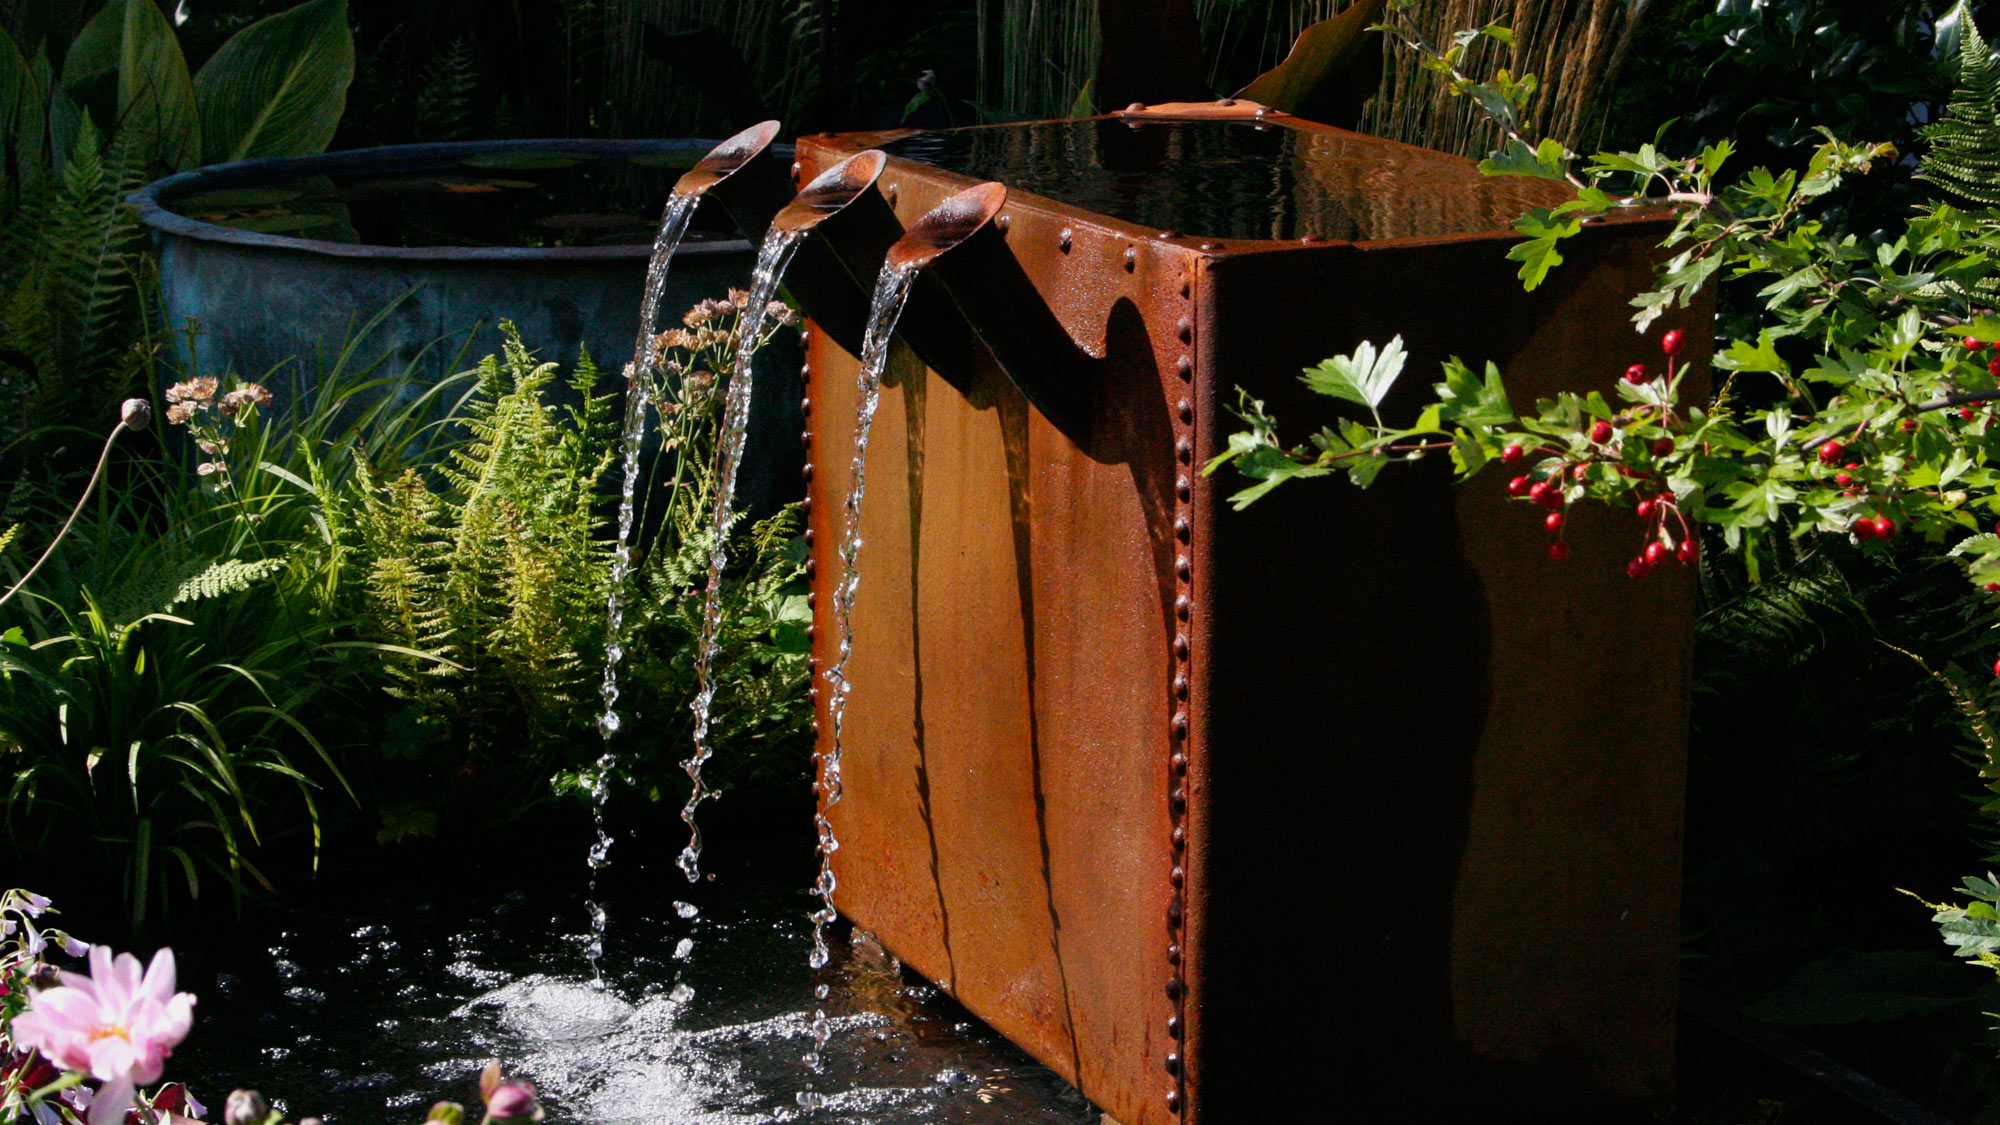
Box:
left=1506, top=329, right=1697, bottom=574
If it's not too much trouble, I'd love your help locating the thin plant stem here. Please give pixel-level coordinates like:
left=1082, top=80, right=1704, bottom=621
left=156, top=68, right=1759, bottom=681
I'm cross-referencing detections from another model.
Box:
left=0, top=416, right=135, bottom=613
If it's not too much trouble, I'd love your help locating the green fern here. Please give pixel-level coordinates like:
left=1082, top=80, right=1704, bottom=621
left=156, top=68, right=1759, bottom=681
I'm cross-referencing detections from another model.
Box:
left=411, top=39, right=478, bottom=143
left=1921, top=2, right=2000, bottom=207
left=170, top=557, right=290, bottom=608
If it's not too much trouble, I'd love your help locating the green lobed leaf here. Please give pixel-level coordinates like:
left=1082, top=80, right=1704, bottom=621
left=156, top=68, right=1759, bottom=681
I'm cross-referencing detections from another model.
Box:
left=117, top=0, right=201, bottom=169
left=1301, top=335, right=1407, bottom=411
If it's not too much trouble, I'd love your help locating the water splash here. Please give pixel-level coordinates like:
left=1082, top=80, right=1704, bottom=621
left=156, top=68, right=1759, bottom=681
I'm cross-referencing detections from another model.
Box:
left=588, top=189, right=704, bottom=988
left=800, top=260, right=922, bottom=1111
left=682, top=227, right=809, bottom=886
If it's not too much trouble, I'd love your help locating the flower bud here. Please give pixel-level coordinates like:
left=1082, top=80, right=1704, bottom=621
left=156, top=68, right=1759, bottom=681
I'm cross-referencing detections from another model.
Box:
left=484, top=1083, right=542, bottom=1123
left=121, top=399, right=153, bottom=431
left=425, top=1102, right=465, bottom=1125
left=224, top=1089, right=268, bottom=1125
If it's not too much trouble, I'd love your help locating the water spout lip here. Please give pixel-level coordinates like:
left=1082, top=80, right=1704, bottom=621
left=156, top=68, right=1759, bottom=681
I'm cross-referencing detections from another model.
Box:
left=771, top=150, right=889, bottom=234
left=884, top=182, right=1008, bottom=272
left=674, top=120, right=783, bottom=197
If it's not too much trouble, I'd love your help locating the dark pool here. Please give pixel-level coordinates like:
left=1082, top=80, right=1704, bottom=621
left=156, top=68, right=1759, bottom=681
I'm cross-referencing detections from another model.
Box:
left=163, top=152, right=742, bottom=250
left=880, top=117, right=1570, bottom=243
left=170, top=818, right=1099, bottom=1125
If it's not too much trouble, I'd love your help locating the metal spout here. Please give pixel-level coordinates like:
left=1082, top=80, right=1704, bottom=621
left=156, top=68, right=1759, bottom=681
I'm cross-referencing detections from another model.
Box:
left=774, top=150, right=888, bottom=234
left=673, top=120, right=787, bottom=211
left=888, top=185, right=1098, bottom=441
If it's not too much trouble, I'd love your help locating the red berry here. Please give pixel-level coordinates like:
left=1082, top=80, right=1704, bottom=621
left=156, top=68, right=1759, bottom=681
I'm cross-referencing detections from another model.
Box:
left=1508, top=475, right=1531, bottom=497
left=1901, top=418, right=1919, bottom=432
left=1502, top=444, right=1525, bottom=463
left=1548, top=541, right=1570, bottom=561
left=1985, top=583, right=1999, bottom=592
left=1817, top=440, right=1844, bottom=464
left=1873, top=516, right=1896, bottom=540
left=1624, top=364, right=1647, bottom=384
left=1528, top=480, right=1550, bottom=502
left=1834, top=472, right=1853, bottom=487
left=1992, top=654, right=2000, bottom=678
left=1545, top=511, right=1565, bottom=534
left=1636, top=498, right=1656, bottom=518
left=1627, top=556, right=1651, bottom=579
left=1653, top=436, right=1674, bottom=456
left=1677, top=539, right=1700, bottom=565
left=1966, top=336, right=1984, bottom=351
left=1539, top=487, right=1565, bottom=511
left=1590, top=420, right=1613, bottom=444
left=1963, top=406, right=1977, bottom=421
left=1645, top=541, right=1670, bottom=567
left=1853, top=516, right=1877, bottom=540
left=1845, top=461, right=1860, bottom=470
left=1988, top=356, right=2000, bottom=378
left=1661, top=329, right=1686, bottom=356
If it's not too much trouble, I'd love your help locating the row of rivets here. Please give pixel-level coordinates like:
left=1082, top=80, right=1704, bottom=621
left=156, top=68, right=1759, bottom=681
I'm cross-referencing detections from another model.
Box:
left=799, top=328, right=817, bottom=732
left=1164, top=263, right=1195, bottom=1116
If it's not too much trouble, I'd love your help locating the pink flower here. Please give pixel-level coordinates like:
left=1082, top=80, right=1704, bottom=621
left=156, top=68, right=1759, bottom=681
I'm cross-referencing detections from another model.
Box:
left=10, top=946, right=196, bottom=1125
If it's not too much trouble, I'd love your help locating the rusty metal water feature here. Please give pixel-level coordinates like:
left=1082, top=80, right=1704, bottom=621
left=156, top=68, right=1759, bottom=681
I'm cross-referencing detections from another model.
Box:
left=771, top=102, right=1704, bottom=1125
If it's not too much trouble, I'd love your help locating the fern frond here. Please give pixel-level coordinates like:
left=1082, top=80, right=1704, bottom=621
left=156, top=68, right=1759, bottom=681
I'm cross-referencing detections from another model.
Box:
left=170, top=557, right=289, bottom=608
left=1922, top=3, right=2000, bottom=207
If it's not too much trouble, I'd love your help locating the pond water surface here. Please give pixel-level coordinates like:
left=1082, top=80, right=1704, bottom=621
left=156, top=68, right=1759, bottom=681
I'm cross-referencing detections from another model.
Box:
left=173, top=822, right=1099, bottom=1125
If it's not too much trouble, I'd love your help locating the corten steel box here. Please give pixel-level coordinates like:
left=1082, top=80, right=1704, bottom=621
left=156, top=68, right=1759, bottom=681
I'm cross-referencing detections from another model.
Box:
left=791, top=109, right=1704, bottom=1125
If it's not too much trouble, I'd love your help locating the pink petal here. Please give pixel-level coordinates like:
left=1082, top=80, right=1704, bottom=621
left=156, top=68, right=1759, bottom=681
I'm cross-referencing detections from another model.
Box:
left=86, top=1076, right=134, bottom=1125
left=139, top=949, right=176, bottom=1002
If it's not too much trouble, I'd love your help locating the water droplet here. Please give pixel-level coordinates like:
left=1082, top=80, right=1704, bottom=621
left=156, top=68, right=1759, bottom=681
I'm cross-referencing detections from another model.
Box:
left=668, top=982, right=695, bottom=1004
left=673, top=938, right=694, bottom=961
left=674, top=901, right=699, bottom=919
left=815, top=983, right=829, bottom=1000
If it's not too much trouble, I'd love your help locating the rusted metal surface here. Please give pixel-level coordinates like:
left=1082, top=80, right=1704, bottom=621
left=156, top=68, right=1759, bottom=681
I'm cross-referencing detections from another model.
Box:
left=771, top=150, right=888, bottom=235
left=779, top=114, right=1703, bottom=1124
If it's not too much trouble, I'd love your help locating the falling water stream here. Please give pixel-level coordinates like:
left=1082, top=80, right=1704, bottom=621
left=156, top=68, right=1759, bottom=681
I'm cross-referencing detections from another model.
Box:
left=590, top=189, right=704, bottom=987
left=683, top=226, right=809, bottom=887
left=797, top=260, right=923, bottom=1113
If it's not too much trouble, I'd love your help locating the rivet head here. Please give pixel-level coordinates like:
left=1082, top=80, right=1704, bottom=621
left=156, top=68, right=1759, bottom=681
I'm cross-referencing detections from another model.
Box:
left=886, top=184, right=898, bottom=206
left=1171, top=752, right=1188, bottom=775
left=1199, top=241, right=1222, bottom=251
left=1123, top=246, right=1138, bottom=271
left=1175, top=555, right=1191, bottom=581
left=1176, top=476, right=1192, bottom=502
left=1171, top=710, right=1189, bottom=736
left=1170, top=865, right=1184, bottom=886
left=996, top=214, right=1010, bottom=231
left=1059, top=227, right=1074, bottom=252
left=801, top=463, right=814, bottom=482
left=1175, top=356, right=1193, bottom=381
left=1126, top=102, right=1147, bottom=113
left=805, top=558, right=817, bottom=578
left=806, top=591, right=817, bottom=608
left=1165, top=1053, right=1182, bottom=1075
left=801, top=430, right=813, bottom=448
left=1157, top=229, right=1181, bottom=240
left=1255, top=105, right=1275, bottom=117
left=1173, top=635, right=1189, bottom=660
left=1177, top=397, right=1194, bottom=423
left=1174, top=515, right=1191, bottom=541
left=1176, top=317, right=1193, bottom=343
left=1167, top=899, right=1182, bottom=925
left=805, top=624, right=816, bottom=641
left=800, top=397, right=812, bottom=413
left=1167, top=1015, right=1182, bottom=1038
left=1217, top=97, right=1236, bottom=106
left=1300, top=233, right=1324, bottom=243
left=1176, top=436, right=1194, bottom=463
left=807, top=657, right=819, bottom=674
left=1173, top=672, right=1189, bottom=699
left=790, top=160, right=804, bottom=177
left=1171, top=785, right=1187, bottom=807
left=1166, top=946, right=1182, bottom=968
left=803, top=528, right=814, bottom=545
left=1172, top=824, right=1186, bottom=849
left=1166, top=1090, right=1182, bottom=1113
left=1175, top=595, right=1191, bottom=620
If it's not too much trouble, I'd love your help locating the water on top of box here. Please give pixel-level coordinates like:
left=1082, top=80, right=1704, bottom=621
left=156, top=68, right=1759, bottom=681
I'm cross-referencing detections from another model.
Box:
left=880, top=117, right=1568, bottom=243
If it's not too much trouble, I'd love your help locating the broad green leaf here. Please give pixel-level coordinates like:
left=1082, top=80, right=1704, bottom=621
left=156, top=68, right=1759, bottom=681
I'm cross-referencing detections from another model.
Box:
left=1715, top=329, right=1791, bottom=376
left=0, top=23, right=43, bottom=164
left=50, top=0, right=121, bottom=168
left=118, top=0, right=201, bottom=170
left=1434, top=357, right=1514, bottom=428
left=195, top=0, right=353, bottom=163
